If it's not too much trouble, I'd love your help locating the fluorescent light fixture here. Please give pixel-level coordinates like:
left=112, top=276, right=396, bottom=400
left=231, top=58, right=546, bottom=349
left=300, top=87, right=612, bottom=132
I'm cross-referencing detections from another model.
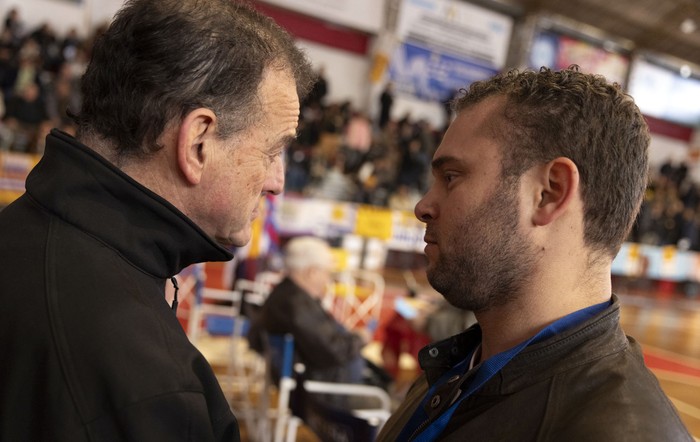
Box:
left=680, top=18, right=697, bottom=34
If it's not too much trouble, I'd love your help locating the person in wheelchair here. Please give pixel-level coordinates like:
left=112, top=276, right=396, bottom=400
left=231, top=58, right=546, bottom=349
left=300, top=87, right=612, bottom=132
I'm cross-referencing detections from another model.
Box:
left=248, top=236, right=391, bottom=396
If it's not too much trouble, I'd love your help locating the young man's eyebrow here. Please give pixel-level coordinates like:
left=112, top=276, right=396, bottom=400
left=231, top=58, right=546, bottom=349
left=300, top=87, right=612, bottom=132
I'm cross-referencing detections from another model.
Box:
left=431, top=155, right=460, bottom=170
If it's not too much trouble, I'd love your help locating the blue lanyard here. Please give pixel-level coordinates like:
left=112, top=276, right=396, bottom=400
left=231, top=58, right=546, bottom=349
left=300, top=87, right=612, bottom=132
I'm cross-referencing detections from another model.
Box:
left=401, top=300, right=611, bottom=442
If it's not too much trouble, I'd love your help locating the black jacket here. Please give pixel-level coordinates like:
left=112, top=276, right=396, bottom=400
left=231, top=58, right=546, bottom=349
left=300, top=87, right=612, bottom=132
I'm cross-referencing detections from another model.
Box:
left=249, top=276, right=365, bottom=383
left=0, top=130, right=239, bottom=441
left=377, top=295, right=693, bottom=441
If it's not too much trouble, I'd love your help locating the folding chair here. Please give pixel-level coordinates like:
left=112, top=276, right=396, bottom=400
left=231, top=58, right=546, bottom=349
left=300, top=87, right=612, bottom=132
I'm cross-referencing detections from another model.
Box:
left=325, top=269, right=386, bottom=331
left=232, top=274, right=279, bottom=317
left=262, top=333, right=391, bottom=442
left=186, top=278, right=265, bottom=437
left=302, top=394, right=387, bottom=442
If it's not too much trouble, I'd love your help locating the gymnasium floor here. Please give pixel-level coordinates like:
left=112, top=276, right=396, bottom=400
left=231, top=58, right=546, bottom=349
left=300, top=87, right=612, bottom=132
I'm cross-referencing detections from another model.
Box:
left=615, top=283, right=700, bottom=438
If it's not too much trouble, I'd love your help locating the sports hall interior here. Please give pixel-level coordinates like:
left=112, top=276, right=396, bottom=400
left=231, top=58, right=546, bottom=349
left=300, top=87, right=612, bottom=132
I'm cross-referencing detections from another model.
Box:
left=1, top=0, right=700, bottom=440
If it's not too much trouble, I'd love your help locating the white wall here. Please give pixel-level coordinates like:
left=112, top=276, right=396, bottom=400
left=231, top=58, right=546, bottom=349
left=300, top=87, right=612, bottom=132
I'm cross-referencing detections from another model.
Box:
left=2, top=0, right=85, bottom=37
left=0, top=0, right=124, bottom=37
left=649, top=134, right=689, bottom=168
left=88, top=0, right=124, bottom=29
left=391, top=94, right=446, bottom=130
left=647, top=133, right=700, bottom=183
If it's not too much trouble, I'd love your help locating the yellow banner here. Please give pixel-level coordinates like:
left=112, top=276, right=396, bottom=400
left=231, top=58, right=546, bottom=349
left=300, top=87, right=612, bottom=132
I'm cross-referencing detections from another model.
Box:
left=354, top=205, right=393, bottom=240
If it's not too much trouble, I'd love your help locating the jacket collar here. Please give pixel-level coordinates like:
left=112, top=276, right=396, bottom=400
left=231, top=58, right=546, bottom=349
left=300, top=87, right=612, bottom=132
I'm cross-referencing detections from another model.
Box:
left=25, top=129, right=232, bottom=278
left=495, top=295, right=626, bottom=393
left=420, top=295, right=626, bottom=391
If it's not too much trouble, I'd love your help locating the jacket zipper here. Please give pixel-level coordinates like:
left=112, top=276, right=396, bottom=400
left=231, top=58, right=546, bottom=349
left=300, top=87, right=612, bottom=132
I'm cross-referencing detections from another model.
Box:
left=408, top=417, right=432, bottom=441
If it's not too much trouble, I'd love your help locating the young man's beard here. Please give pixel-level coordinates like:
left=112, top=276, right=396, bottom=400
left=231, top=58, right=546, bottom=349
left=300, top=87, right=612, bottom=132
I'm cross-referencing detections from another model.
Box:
left=426, top=179, right=537, bottom=312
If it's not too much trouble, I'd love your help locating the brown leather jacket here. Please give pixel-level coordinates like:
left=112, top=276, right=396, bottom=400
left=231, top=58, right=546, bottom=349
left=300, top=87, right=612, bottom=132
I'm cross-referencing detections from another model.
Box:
left=378, top=295, right=693, bottom=441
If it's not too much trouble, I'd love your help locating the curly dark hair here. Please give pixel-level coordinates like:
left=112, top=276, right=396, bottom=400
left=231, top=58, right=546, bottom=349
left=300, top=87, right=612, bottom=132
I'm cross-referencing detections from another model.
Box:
left=453, top=66, right=650, bottom=258
left=72, top=0, right=315, bottom=159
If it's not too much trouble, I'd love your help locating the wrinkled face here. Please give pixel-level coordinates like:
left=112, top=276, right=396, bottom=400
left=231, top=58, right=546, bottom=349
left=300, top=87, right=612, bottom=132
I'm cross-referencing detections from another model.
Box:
left=414, top=98, right=536, bottom=312
left=202, top=68, right=299, bottom=247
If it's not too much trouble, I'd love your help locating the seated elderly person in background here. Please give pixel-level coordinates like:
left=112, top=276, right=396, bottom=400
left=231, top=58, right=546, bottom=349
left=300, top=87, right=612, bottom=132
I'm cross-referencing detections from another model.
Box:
left=249, top=236, right=386, bottom=388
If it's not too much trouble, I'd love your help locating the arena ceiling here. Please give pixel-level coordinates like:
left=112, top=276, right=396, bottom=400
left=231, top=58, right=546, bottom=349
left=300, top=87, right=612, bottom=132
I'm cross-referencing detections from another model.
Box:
left=490, top=0, right=700, bottom=68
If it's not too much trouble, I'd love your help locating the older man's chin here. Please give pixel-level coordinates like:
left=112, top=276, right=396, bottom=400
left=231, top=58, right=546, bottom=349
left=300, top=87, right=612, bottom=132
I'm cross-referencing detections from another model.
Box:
left=214, top=226, right=252, bottom=249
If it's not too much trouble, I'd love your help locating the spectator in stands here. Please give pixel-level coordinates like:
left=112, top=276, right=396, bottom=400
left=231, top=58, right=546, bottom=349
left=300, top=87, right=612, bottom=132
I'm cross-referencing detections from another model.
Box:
left=284, top=139, right=312, bottom=193
left=303, top=65, right=328, bottom=109
left=28, top=22, right=62, bottom=73
left=310, top=153, right=360, bottom=202
left=3, top=8, right=23, bottom=48
left=44, top=61, right=81, bottom=125
left=11, top=49, right=40, bottom=97
left=3, top=82, right=48, bottom=152
left=341, top=110, right=372, bottom=172
left=378, top=67, right=693, bottom=440
left=0, top=1, right=314, bottom=440
left=249, top=236, right=388, bottom=390
left=358, top=155, right=395, bottom=206
left=381, top=288, right=476, bottom=383
left=388, top=183, right=422, bottom=212
left=60, top=27, right=82, bottom=62
left=0, top=43, right=16, bottom=100
left=378, top=81, right=394, bottom=129
left=396, top=136, right=430, bottom=192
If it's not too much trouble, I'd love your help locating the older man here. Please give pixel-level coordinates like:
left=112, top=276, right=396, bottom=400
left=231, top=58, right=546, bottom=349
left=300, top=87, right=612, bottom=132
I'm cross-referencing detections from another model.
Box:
left=251, top=236, right=373, bottom=385
left=0, top=1, right=314, bottom=440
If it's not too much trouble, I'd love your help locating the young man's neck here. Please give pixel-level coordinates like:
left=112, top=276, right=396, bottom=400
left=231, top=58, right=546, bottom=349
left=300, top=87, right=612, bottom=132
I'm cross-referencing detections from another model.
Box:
left=475, top=275, right=612, bottom=361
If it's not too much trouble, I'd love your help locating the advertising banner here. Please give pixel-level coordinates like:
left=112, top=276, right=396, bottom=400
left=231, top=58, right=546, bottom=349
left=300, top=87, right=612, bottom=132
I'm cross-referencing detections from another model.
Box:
left=389, top=0, right=512, bottom=102
left=628, top=58, right=700, bottom=127
left=0, top=152, right=40, bottom=206
left=389, top=42, right=499, bottom=102
left=396, top=0, right=513, bottom=68
left=529, top=30, right=630, bottom=87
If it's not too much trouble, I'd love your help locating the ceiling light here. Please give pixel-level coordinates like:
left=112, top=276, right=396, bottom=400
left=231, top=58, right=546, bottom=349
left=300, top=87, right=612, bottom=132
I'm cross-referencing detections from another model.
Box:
left=680, top=18, right=697, bottom=34
left=680, top=64, right=692, bottom=78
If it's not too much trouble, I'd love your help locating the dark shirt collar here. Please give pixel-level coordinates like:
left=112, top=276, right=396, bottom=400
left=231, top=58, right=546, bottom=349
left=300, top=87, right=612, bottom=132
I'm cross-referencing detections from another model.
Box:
left=25, top=129, right=232, bottom=278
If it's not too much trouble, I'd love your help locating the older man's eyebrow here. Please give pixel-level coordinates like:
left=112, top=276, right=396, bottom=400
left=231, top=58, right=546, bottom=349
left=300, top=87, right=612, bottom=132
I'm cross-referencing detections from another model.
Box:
left=280, top=134, right=297, bottom=148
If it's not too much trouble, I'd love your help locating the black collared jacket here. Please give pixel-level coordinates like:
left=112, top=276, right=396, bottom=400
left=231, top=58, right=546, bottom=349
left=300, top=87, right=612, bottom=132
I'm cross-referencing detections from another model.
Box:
left=0, top=130, right=239, bottom=441
left=249, top=276, right=366, bottom=383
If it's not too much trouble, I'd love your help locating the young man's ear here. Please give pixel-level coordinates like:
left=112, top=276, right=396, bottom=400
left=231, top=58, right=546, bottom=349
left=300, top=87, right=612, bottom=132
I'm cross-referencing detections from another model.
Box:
left=176, top=108, right=217, bottom=185
left=531, top=157, right=579, bottom=226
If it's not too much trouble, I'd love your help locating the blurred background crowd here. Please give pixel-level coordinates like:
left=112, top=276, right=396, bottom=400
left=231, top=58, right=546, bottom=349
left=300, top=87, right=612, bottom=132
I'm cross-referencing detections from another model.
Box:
left=0, top=8, right=90, bottom=153
left=1, top=7, right=700, bottom=252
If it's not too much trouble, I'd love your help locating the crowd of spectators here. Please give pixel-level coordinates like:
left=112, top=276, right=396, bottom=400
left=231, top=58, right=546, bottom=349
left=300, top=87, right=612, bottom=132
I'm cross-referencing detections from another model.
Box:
left=287, top=80, right=443, bottom=212
left=0, top=8, right=95, bottom=153
left=3, top=8, right=700, bottom=252
left=630, top=159, right=700, bottom=251
left=289, top=80, right=700, bottom=252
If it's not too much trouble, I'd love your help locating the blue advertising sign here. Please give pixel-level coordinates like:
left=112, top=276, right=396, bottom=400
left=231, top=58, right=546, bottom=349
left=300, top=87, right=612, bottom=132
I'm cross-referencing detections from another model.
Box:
left=388, top=42, right=500, bottom=102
